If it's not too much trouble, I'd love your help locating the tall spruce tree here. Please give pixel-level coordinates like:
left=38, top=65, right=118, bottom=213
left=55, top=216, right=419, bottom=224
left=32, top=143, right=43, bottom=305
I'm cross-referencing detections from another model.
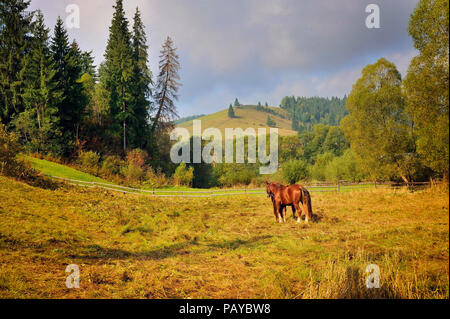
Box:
left=130, top=7, right=152, bottom=149
left=80, top=50, right=96, bottom=79
left=102, top=0, right=134, bottom=154
left=18, top=10, right=62, bottom=153
left=152, top=36, right=181, bottom=133
left=0, top=0, right=34, bottom=124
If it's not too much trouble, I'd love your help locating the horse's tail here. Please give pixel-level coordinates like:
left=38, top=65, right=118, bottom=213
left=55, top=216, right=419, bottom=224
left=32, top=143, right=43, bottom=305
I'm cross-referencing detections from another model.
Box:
left=301, top=187, right=313, bottom=221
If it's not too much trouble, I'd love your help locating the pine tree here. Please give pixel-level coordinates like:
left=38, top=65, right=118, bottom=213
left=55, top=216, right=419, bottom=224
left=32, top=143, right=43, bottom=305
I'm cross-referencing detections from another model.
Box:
left=228, top=104, right=235, bottom=118
left=152, top=36, right=181, bottom=133
left=130, top=7, right=152, bottom=149
left=234, top=98, right=240, bottom=107
left=18, top=10, right=63, bottom=153
left=0, top=0, right=34, bottom=124
left=80, top=50, right=96, bottom=79
left=50, top=17, right=86, bottom=154
left=102, top=0, right=134, bottom=153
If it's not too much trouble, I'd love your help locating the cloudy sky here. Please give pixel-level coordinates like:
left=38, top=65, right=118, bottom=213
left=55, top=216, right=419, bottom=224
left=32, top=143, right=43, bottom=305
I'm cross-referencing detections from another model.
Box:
left=29, top=0, right=419, bottom=117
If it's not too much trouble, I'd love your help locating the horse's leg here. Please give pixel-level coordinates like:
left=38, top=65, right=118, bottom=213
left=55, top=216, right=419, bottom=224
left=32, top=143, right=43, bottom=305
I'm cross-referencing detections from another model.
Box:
left=303, top=201, right=310, bottom=223
left=282, top=206, right=287, bottom=223
left=291, top=205, right=296, bottom=219
left=279, top=205, right=286, bottom=223
left=273, top=200, right=279, bottom=222
left=294, top=202, right=302, bottom=223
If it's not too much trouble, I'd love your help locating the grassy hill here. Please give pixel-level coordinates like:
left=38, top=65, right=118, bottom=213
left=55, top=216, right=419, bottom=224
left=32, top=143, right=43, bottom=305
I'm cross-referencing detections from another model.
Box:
left=24, top=156, right=111, bottom=184
left=0, top=175, right=448, bottom=298
left=177, top=105, right=297, bottom=136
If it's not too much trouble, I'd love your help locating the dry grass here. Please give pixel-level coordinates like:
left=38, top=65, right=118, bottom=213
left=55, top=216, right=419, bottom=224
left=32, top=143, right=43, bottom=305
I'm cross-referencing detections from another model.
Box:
left=0, top=176, right=448, bottom=299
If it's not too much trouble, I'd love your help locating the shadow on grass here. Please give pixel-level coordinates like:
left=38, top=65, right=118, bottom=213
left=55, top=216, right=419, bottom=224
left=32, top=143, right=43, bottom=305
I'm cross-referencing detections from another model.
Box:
left=70, top=235, right=273, bottom=261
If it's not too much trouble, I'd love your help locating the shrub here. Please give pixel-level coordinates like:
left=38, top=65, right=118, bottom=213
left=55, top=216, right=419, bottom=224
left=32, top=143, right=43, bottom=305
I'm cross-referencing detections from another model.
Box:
left=173, top=162, right=194, bottom=187
left=215, top=164, right=257, bottom=187
left=77, top=151, right=101, bottom=175
left=126, top=149, right=148, bottom=169
left=325, top=149, right=365, bottom=182
left=100, top=155, right=123, bottom=177
left=0, top=124, right=23, bottom=177
left=282, top=159, right=308, bottom=184
left=121, top=163, right=145, bottom=185
left=143, top=167, right=169, bottom=188
left=0, top=124, right=56, bottom=189
left=310, top=152, right=335, bottom=181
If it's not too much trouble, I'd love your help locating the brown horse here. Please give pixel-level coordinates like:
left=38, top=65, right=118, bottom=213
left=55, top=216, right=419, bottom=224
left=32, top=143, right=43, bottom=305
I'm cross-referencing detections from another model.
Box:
left=266, top=182, right=313, bottom=223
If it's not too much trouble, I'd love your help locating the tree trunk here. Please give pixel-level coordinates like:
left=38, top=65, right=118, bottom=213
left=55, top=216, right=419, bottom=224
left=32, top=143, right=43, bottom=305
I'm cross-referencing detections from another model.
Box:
left=152, top=69, right=169, bottom=133
left=122, top=84, right=127, bottom=154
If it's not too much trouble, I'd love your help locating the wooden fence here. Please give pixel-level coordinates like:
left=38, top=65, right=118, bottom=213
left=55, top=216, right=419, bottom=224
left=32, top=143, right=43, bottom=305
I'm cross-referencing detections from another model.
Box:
left=46, top=175, right=431, bottom=198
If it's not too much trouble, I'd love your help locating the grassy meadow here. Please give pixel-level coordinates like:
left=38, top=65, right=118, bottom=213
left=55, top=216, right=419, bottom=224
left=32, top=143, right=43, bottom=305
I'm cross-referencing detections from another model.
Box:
left=0, top=175, right=448, bottom=299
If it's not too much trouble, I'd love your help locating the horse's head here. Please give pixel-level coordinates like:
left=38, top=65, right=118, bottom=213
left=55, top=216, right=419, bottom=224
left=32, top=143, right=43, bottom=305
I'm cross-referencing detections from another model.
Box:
left=266, top=182, right=275, bottom=199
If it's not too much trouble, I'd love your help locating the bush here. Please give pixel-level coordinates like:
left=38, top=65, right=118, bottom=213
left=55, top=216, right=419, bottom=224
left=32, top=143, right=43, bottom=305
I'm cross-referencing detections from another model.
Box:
left=282, top=159, right=308, bottom=184
left=126, top=149, right=148, bottom=169
left=0, top=124, right=56, bottom=189
left=173, top=162, right=194, bottom=187
left=324, top=149, right=365, bottom=182
left=77, top=151, right=101, bottom=175
left=143, top=167, right=169, bottom=188
left=121, top=163, right=145, bottom=185
left=214, top=163, right=257, bottom=187
left=100, top=155, right=124, bottom=177
left=310, top=152, right=335, bottom=181
left=0, top=124, right=23, bottom=177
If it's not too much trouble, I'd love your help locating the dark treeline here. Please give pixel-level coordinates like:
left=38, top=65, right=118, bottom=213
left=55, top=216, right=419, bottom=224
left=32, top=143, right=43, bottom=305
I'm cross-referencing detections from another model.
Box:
left=0, top=0, right=181, bottom=174
left=280, top=96, right=347, bottom=132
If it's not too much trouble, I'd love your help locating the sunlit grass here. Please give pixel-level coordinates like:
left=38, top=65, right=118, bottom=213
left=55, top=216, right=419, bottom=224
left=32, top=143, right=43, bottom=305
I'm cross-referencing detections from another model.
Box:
left=0, top=176, right=448, bottom=299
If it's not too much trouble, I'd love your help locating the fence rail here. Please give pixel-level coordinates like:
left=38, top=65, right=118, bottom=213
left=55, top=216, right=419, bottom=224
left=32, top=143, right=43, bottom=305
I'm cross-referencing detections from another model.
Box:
left=47, top=175, right=431, bottom=198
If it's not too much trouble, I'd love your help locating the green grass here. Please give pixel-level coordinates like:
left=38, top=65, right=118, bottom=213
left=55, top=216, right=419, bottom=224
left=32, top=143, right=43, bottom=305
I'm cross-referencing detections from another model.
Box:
left=0, top=175, right=448, bottom=299
left=24, top=156, right=204, bottom=192
left=24, top=156, right=111, bottom=184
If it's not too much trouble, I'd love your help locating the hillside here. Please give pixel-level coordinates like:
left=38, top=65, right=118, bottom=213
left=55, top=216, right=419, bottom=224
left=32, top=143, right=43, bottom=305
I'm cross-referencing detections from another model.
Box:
left=24, top=156, right=111, bottom=184
left=177, top=105, right=297, bottom=136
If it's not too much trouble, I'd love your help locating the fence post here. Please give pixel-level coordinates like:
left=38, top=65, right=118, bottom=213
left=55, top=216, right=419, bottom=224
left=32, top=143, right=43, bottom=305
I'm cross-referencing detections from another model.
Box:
left=337, top=180, right=340, bottom=193
left=152, top=187, right=155, bottom=196
left=374, top=180, right=377, bottom=189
